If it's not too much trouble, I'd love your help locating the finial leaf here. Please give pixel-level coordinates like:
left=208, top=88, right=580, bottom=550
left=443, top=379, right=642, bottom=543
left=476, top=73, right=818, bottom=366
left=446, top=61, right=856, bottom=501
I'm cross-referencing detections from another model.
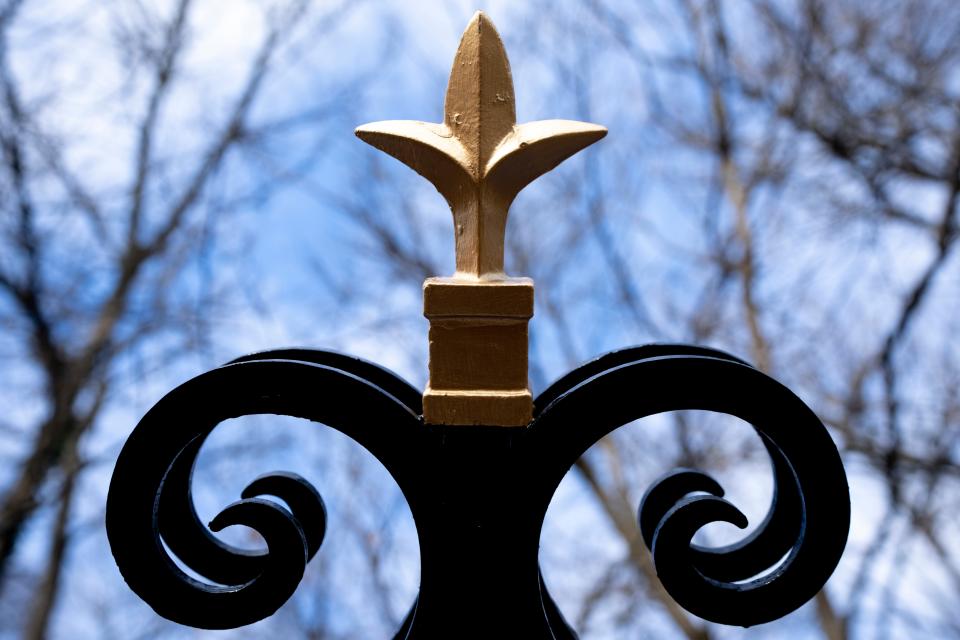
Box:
left=444, top=11, right=516, bottom=176
left=355, top=121, right=472, bottom=206
left=355, top=11, right=606, bottom=277
left=486, top=120, right=608, bottom=202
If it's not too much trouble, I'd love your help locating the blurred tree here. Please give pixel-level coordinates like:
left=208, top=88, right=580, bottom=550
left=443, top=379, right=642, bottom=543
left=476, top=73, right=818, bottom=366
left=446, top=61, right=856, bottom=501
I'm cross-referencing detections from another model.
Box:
left=2, top=0, right=959, bottom=638
left=0, top=0, right=377, bottom=636
left=322, top=0, right=960, bottom=638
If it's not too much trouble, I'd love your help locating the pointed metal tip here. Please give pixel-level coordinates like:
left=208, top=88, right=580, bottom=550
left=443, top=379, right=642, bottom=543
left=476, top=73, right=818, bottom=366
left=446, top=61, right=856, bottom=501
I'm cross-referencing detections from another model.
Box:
left=458, top=10, right=506, bottom=56
left=582, top=124, right=609, bottom=141
left=354, top=123, right=377, bottom=139
left=571, top=123, right=608, bottom=146
left=354, top=121, right=403, bottom=149
left=354, top=121, right=400, bottom=142
left=466, top=10, right=497, bottom=33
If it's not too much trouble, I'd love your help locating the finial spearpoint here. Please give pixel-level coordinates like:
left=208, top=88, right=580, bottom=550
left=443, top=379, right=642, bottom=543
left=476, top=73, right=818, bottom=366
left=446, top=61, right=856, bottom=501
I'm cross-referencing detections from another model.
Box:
left=356, top=11, right=606, bottom=278
left=355, top=12, right=606, bottom=426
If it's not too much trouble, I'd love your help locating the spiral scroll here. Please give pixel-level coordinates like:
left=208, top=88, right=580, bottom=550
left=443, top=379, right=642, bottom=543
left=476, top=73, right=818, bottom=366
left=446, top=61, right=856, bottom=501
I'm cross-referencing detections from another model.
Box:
left=529, top=345, right=850, bottom=628
left=105, top=351, right=423, bottom=630
left=107, top=344, right=848, bottom=634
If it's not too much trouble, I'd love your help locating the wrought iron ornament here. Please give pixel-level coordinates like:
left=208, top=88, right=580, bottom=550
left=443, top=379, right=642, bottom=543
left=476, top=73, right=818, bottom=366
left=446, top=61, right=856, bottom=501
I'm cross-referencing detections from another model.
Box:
left=106, top=12, right=850, bottom=639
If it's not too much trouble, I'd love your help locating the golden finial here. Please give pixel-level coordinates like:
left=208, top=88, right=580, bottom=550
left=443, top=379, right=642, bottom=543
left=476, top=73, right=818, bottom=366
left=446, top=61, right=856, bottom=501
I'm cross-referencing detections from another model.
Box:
left=356, top=11, right=606, bottom=278
left=356, top=12, right=606, bottom=426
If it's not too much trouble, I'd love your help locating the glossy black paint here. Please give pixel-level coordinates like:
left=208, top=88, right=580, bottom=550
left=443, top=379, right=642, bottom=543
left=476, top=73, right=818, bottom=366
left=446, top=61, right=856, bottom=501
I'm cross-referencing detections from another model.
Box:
left=106, top=345, right=850, bottom=637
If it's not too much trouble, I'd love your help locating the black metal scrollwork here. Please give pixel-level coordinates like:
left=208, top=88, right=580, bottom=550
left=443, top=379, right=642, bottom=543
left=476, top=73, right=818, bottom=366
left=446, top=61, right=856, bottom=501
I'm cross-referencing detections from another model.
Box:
left=528, top=345, right=850, bottom=629
left=106, top=344, right=849, bottom=637
left=106, top=350, right=424, bottom=630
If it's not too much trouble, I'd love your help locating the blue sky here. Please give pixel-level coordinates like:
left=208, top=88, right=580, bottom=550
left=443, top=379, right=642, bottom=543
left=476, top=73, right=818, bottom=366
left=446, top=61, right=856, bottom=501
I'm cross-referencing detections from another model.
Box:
left=2, top=1, right=958, bottom=638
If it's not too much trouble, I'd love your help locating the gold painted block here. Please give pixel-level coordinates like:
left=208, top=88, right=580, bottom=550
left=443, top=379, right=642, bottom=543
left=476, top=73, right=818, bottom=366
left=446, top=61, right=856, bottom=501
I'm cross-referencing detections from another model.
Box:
left=422, top=388, right=533, bottom=427
left=423, top=277, right=533, bottom=426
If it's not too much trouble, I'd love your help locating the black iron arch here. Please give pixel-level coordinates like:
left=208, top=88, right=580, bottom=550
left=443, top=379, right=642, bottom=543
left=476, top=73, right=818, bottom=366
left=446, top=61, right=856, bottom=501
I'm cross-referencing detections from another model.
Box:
left=106, top=344, right=849, bottom=638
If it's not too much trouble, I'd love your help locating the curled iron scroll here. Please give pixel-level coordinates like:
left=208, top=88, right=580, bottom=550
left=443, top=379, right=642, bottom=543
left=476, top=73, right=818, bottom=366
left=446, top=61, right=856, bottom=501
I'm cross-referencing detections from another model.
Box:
left=107, top=344, right=849, bottom=634
left=529, top=345, right=850, bottom=628
left=105, top=351, right=423, bottom=630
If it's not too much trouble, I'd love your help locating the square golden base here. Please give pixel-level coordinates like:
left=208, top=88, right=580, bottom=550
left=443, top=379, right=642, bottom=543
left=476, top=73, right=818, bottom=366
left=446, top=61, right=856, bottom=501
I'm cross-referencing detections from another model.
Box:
left=422, top=277, right=534, bottom=426
left=423, top=387, right=533, bottom=427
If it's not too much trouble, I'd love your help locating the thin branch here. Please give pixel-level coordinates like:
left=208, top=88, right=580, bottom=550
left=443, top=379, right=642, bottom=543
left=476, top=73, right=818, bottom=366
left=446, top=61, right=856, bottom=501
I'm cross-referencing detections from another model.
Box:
left=126, top=0, right=192, bottom=247
left=574, top=456, right=712, bottom=640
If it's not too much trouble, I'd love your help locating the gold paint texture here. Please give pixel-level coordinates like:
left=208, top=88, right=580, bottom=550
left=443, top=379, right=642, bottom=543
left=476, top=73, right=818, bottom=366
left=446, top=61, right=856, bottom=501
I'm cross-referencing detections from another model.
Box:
left=356, top=12, right=606, bottom=425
